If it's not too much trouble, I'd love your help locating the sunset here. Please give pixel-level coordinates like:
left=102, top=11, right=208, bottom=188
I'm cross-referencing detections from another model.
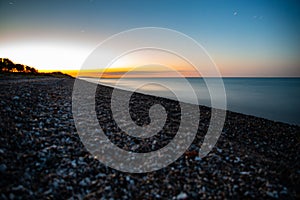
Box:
left=0, top=0, right=299, bottom=199
left=1, top=0, right=299, bottom=77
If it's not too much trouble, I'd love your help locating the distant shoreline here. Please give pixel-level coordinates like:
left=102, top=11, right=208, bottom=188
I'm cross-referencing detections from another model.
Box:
left=0, top=71, right=74, bottom=80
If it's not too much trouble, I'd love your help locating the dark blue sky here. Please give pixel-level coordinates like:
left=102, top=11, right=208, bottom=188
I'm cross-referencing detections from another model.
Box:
left=0, top=0, right=299, bottom=76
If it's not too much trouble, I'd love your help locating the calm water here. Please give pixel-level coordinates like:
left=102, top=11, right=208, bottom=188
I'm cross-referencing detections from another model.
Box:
left=81, top=77, right=300, bottom=125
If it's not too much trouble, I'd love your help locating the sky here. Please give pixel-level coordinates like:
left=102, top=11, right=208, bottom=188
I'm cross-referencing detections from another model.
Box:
left=0, top=0, right=299, bottom=77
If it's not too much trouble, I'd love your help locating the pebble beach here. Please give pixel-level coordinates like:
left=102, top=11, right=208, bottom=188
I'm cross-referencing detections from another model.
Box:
left=0, top=76, right=299, bottom=199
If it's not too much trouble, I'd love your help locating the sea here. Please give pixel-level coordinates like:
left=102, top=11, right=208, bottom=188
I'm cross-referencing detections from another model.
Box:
left=80, top=77, right=300, bottom=125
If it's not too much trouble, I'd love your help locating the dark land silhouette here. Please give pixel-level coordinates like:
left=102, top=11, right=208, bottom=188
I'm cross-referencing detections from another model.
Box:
left=0, top=58, right=72, bottom=78
left=0, top=58, right=37, bottom=73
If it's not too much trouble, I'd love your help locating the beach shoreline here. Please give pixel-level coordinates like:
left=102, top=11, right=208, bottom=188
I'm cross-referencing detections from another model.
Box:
left=0, top=76, right=299, bottom=199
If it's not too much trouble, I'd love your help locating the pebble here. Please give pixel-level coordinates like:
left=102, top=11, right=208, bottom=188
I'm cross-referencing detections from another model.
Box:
left=0, top=164, right=7, bottom=172
left=176, top=192, right=188, bottom=199
left=266, top=191, right=279, bottom=198
left=13, top=96, right=20, bottom=100
left=195, top=156, right=201, bottom=161
left=0, top=77, right=298, bottom=199
left=240, top=171, right=250, bottom=175
left=71, top=160, right=77, bottom=168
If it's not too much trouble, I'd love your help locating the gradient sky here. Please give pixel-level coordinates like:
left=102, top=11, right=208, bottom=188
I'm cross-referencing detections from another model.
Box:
left=0, top=0, right=299, bottom=77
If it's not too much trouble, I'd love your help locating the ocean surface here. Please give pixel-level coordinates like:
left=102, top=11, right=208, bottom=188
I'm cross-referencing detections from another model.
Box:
left=81, top=77, right=300, bottom=125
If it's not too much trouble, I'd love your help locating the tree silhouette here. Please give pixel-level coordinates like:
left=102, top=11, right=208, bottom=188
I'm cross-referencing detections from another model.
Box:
left=25, top=66, right=31, bottom=73
left=0, top=58, right=15, bottom=72
left=15, top=64, right=25, bottom=72
left=29, top=66, right=37, bottom=74
left=0, top=58, right=38, bottom=74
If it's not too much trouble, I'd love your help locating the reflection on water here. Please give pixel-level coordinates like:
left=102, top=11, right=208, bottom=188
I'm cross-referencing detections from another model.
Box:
left=81, top=77, right=300, bottom=125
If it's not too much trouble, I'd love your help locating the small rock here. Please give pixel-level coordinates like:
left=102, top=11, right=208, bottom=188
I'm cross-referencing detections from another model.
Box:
left=12, top=185, right=25, bottom=191
left=53, top=180, right=59, bottom=188
left=71, top=160, right=77, bottom=168
left=16, top=123, right=23, bottom=128
left=266, top=191, right=279, bottom=198
left=0, top=164, right=7, bottom=172
left=79, top=177, right=91, bottom=187
left=95, top=173, right=106, bottom=178
left=240, top=171, right=250, bottom=175
left=280, top=187, right=288, bottom=195
left=13, top=96, right=20, bottom=100
left=9, top=193, right=14, bottom=199
left=216, top=148, right=222, bottom=153
left=44, top=189, right=52, bottom=195
left=234, top=157, right=240, bottom=163
left=176, top=192, right=188, bottom=199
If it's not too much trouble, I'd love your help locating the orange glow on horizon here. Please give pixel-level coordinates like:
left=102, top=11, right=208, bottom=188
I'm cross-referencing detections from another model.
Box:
left=38, top=69, right=79, bottom=77
left=38, top=64, right=203, bottom=78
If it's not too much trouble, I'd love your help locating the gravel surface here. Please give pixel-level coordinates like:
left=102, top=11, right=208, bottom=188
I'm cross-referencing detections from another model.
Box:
left=0, top=77, right=299, bottom=199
